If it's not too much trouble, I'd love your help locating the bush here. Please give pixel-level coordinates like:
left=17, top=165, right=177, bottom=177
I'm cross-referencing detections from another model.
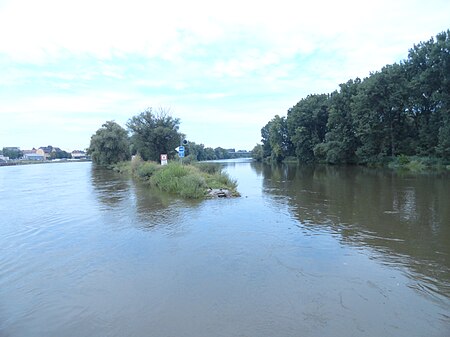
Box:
left=397, top=154, right=410, bottom=165
left=111, top=161, right=132, bottom=174
left=150, top=163, right=188, bottom=191
left=113, top=160, right=239, bottom=199
left=204, top=171, right=237, bottom=190
left=406, top=159, right=425, bottom=172
left=178, top=174, right=207, bottom=198
left=194, top=162, right=221, bottom=174
left=136, top=161, right=159, bottom=179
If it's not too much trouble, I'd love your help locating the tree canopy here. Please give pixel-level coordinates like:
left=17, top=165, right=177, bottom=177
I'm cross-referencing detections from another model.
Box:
left=127, top=108, right=182, bottom=162
left=1, top=147, right=22, bottom=159
left=88, top=121, right=131, bottom=165
left=256, top=30, right=450, bottom=164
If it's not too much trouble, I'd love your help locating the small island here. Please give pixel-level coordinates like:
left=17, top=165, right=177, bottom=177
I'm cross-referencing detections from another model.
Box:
left=113, top=157, right=239, bottom=199
left=87, top=110, right=241, bottom=199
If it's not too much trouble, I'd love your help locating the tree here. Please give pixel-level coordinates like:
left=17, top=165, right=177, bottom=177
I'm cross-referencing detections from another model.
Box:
left=88, top=121, right=131, bottom=165
left=405, top=30, right=450, bottom=157
left=260, top=121, right=273, bottom=159
left=259, top=115, right=292, bottom=162
left=49, top=150, right=71, bottom=160
left=251, top=144, right=264, bottom=161
left=2, top=147, right=22, bottom=159
left=320, top=79, right=360, bottom=164
left=287, top=94, right=329, bottom=163
left=127, top=108, right=182, bottom=162
left=214, top=147, right=230, bottom=160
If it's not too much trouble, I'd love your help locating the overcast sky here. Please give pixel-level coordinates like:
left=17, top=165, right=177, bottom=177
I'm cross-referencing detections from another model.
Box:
left=1, top=0, right=449, bottom=152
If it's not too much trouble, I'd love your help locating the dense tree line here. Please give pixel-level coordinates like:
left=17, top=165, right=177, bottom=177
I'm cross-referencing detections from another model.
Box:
left=184, top=143, right=249, bottom=162
left=254, top=30, right=450, bottom=164
left=88, top=108, right=244, bottom=165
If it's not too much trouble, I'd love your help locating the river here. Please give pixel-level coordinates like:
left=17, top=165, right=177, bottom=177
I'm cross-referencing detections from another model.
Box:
left=0, top=160, right=449, bottom=337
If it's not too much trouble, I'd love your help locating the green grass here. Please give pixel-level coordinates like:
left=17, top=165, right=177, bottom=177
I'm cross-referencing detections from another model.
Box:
left=112, top=159, right=239, bottom=199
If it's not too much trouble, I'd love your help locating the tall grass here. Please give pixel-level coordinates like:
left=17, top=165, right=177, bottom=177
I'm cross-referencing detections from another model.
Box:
left=112, top=160, right=238, bottom=199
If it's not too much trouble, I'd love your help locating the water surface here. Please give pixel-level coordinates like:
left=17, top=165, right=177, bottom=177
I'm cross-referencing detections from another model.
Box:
left=0, top=161, right=449, bottom=336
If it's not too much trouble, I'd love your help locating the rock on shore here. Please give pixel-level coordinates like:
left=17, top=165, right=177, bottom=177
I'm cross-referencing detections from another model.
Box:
left=207, top=188, right=233, bottom=198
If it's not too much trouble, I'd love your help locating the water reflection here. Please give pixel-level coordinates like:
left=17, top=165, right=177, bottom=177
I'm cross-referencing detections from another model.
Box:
left=90, top=166, right=133, bottom=207
left=90, top=166, right=201, bottom=233
left=255, top=163, right=450, bottom=298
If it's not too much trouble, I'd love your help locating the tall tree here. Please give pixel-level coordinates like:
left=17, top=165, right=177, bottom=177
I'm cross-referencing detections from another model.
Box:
left=287, top=94, right=329, bottom=163
left=321, top=79, right=360, bottom=163
left=406, top=30, right=450, bottom=157
left=88, top=121, right=130, bottom=165
left=127, top=108, right=182, bottom=162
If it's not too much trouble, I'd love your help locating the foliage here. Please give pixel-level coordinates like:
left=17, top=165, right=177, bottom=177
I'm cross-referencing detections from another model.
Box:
left=287, top=94, right=329, bottom=163
left=112, top=160, right=238, bottom=199
left=185, top=142, right=248, bottom=162
left=50, top=150, right=71, bottom=160
left=88, top=121, right=131, bottom=165
left=127, top=108, right=182, bottom=162
left=2, top=147, right=23, bottom=159
left=193, top=162, right=221, bottom=174
left=261, top=115, right=293, bottom=162
left=136, top=161, right=160, bottom=179
left=251, top=144, right=264, bottom=161
left=148, top=163, right=204, bottom=199
left=258, top=30, right=450, bottom=165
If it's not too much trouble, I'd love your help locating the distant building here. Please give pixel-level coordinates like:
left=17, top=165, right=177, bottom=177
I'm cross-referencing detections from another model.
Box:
left=22, top=148, right=37, bottom=155
left=36, top=146, right=53, bottom=160
left=71, top=150, right=87, bottom=159
left=23, top=153, right=44, bottom=161
left=36, top=145, right=64, bottom=160
left=0, top=154, right=9, bottom=163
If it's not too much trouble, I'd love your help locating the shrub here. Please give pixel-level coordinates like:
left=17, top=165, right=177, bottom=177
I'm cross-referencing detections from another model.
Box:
left=204, top=171, right=237, bottom=190
left=178, top=174, right=207, bottom=198
left=136, top=161, right=159, bottom=179
left=114, top=160, right=239, bottom=199
left=406, top=159, right=425, bottom=172
left=398, top=154, right=410, bottom=165
left=111, top=161, right=131, bottom=174
left=194, top=162, right=221, bottom=174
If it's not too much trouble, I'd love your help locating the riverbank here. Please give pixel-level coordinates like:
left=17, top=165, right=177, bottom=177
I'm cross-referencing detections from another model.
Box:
left=258, top=155, right=450, bottom=172
left=0, top=159, right=91, bottom=167
left=112, top=158, right=239, bottom=199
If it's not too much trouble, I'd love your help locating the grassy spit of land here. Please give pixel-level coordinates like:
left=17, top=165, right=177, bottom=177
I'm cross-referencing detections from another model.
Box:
left=111, top=156, right=239, bottom=199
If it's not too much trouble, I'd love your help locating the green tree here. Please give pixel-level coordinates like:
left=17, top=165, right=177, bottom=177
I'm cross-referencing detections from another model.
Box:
left=214, top=147, right=231, bottom=160
left=88, top=121, right=131, bottom=165
left=287, top=94, right=329, bottom=163
left=260, top=115, right=292, bottom=162
left=258, top=30, right=450, bottom=164
left=49, top=149, right=72, bottom=160
left=2, top=147, right=22, bottom=159
left=204, top=147, right=217, bottom=160
left=127, top=108, right=182, bottom=162
left=321, top=79, right=360, bottom=163
left=406, top=30, right=450, bottom=157
left=251, top=144, right=264, bottom=161
left=260, top=122, right=273, bottom=159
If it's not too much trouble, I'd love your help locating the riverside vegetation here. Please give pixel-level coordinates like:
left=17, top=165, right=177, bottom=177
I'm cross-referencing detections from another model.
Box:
left=253, top=30, right=450, bottom=170
left=87, top=109, right=240, bottom=199
left=112, top=157, right=239, bottom=199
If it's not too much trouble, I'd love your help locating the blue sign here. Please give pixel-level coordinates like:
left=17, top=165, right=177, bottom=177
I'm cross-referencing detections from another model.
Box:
left=178, top=146, right=185, bottom=158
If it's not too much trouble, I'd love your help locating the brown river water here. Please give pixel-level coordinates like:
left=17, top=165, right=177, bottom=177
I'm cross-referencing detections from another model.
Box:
left=0, top=159, right=449, bottom=336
